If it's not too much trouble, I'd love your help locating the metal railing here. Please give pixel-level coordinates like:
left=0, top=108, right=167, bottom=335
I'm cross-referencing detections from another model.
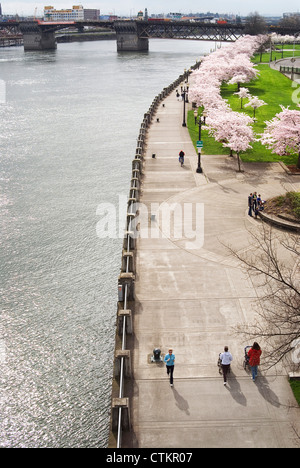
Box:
left=280, top=65, right=300, bottom=75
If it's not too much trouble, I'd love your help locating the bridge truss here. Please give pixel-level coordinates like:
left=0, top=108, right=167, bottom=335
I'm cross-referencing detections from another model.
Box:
left=137, top=21, right=246, bottom=42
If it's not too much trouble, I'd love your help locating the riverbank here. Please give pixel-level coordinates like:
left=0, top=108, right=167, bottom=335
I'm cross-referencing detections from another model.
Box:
left=0, top=36, right=23, bottom=47
left=109, top=76, right=300, bottom=448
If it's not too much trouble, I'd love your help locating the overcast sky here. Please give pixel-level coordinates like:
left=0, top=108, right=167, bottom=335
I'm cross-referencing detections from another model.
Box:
left=1, top=0, right=299, bottom=17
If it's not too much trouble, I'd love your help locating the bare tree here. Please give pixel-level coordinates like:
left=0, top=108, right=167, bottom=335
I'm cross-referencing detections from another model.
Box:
left=244, top=12, right=267, bottom=36
left=279, top=14, right=300, bottom=29
left=226, top=224, right=300, bottom=370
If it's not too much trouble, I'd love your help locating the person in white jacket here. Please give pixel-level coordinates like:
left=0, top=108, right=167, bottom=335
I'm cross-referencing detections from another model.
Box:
left=220, top=346, right=233, bottom=386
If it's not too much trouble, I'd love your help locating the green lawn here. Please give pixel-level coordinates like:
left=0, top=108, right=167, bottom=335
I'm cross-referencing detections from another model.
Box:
left=281, top=44, right=300, bottom=50
left=290, top=380, right=300, bottom=406
left=188, top=64, right=299, bottom=165
left=253, top=50, right=300, bottom=63
left=253, top=43, right=300, bottom=63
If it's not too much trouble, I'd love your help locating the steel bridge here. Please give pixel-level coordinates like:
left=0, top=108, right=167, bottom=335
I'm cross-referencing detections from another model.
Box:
left=134, top=20, right=245, bottom=42
left=0, top=20, right=299, bottom=51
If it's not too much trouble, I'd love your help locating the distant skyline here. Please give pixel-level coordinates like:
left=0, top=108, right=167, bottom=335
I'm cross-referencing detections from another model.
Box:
left=1, top=0, right=299, bottom=17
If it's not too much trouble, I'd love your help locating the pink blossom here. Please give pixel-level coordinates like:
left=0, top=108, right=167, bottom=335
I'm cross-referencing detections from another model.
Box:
left=245, top=96, right=267, bottom=118
left=205, top=109, right=255, bottom=170
left=190, top=35, right=267, bottom=110
left=234, top=87, right=250, bottom=109
left=188, top=34, right=269, bottom=170
left=260, top=106, right=300, bottom=168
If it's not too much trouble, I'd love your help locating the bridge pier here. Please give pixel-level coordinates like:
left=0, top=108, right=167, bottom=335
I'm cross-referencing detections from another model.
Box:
left=19, top=22, right=57, bottom=51
left=114, top=21, right=148, bottom=52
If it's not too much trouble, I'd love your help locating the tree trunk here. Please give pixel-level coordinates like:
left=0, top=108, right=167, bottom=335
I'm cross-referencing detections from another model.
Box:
left=237, top=152, right=241, bottom=172
left=297, top=150, right=300, bottom=169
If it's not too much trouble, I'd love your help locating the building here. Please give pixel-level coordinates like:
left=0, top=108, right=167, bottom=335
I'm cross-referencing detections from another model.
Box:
left=283, top=12, right=300, bottom=17
left=44, top=5, right=84, bottom=21
left=83, top=9, right=100, bottom=21
left=168, top=12, right=182, bottom=20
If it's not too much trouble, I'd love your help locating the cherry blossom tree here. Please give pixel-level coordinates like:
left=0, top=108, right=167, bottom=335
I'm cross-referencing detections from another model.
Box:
left=244, top=95, right=267, bottom=118
left=234, top=87, right=250, bottom=109
left=260, top=106, right=300, bottom=168
left=189, top=34, right=268, bottom=170
left=227, top=56, right=259, bottom=90
left=228, top=74, right=249, bottom=91
left=205, top=110, right=255, bottom=171
left=189, top=73, right=224, bottom=110
left=190, top=35, right=266, bottom=109
left=222, top=114, right=255, bottom=172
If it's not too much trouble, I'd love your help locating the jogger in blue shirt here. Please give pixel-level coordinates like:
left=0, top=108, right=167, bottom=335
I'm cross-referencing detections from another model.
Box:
left=164, top=349, right=175, bottom=387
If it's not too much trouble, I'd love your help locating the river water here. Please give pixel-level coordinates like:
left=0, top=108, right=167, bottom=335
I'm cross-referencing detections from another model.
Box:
left=0, top=38, right=213, bottom=448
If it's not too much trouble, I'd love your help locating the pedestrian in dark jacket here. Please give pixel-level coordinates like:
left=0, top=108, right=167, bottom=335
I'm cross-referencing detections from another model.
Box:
left=179, top=150, right=185, bottom=167
left=248, top=193, right=253, bottom=216
left=253, top=192, right=257, bottom=210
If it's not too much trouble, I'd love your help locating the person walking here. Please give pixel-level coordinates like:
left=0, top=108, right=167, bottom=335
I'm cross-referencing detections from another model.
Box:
left=220, top=346, right=233, bottom=386
left=253, top=192, right=257, bottom=211
left=179, top=150, right=185, bottom=167
left=164, top=348, right=175, bottom=387
left=248, top=193, right=253, bottom=217
left=247, top=342, right=262, bottom=382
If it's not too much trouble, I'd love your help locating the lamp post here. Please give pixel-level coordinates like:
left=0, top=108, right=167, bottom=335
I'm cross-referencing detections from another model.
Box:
left=181, top=84, right=189, bottom=127
left=198, top=110, right=207, bottom=140
left=196, top=111, right=207, bottom=174
left=185, top=83, right=189, bottom=103
left=194, top=110, right=198, bottom=125
left=196, top=148, right=202, bottom=173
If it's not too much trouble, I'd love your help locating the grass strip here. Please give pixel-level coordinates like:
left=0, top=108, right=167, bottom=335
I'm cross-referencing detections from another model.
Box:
left=290, top=380, right=300, bottom=407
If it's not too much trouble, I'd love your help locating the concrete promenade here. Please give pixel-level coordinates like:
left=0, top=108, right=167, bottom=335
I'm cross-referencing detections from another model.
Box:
left=126, top=87, right=300, bottom=448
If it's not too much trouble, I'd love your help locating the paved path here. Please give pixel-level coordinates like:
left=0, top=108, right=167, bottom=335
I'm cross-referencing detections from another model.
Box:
left=127, top=87, right=300, bottom=448
left=272, top=56, right=300, bottom=69
left=270, top=56, right=300, bottom=80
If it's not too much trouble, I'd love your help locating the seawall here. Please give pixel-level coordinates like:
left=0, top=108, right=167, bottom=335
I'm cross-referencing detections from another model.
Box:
left=107, top=62, right=200, bottom=449
left=0, top=37, right=23, bottom=47
left=56, top=32, right=116, bottom=43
